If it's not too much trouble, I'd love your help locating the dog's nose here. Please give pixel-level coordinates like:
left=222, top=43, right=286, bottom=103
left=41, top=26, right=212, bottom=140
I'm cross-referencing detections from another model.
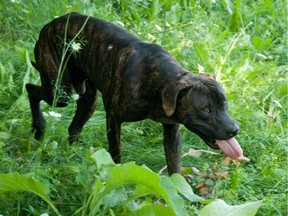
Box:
left=227, top=124, right=239, bottom=137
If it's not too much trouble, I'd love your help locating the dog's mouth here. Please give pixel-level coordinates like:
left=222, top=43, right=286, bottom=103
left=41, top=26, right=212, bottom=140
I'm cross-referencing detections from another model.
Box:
left=186, top=126, right=243, bottom=160
left=205, top=139, right=219, bottom=149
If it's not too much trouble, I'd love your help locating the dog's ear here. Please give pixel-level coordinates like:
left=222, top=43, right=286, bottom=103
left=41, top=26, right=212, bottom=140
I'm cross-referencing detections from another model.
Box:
left=199, top=73, right=216, bottom=80
left=162, top=79, right=191, bottom=117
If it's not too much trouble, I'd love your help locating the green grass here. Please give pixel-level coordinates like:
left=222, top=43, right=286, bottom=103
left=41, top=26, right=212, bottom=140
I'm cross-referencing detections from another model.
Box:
left=0, top=0, right=287, bottom=215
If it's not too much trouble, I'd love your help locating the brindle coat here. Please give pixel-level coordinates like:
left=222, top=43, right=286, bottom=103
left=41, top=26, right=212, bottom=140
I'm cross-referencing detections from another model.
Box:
left=26, top=12, right=239, bottom=175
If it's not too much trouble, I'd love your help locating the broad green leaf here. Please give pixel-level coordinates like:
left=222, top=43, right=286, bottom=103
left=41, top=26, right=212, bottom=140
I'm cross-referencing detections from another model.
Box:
left=85, top=179, right=105, bottom=215
left=159, top=176, right=185, bottom=216
left=98, top=161, right=186, bottom=216
left=199, top=199, right=263, bottom=216
left=170, top=173, right=203, bottom=202
left=88, top=150, right=204, bottom=215
left=133, top=184, right=156, bottom=199
left=0, top=172, right=60, bottom=215
left=91, top=148, right=115, bottom=168
left=0, top=172, right=50, bottom=195
left=131, top=204, right=173, bottom=216
left=102, top=187, right=130, bottom=208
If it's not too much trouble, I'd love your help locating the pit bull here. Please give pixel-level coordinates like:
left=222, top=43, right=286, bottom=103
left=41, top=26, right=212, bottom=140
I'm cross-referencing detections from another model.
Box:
left=26, top=12, right=243, bottom=175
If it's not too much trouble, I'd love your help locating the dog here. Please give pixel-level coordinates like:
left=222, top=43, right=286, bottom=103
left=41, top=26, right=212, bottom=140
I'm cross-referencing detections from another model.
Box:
left=26, top=12, right=243, bottom=175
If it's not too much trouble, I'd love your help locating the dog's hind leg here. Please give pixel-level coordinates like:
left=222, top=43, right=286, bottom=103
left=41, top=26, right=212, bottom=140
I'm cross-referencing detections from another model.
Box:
left=26, top=82, right=72, bottom=139
left=68, top=80, right=98, bottom=144
left=162, top=123, right=181, bottom=175
left=26, top=83, right=46, bottom=139
left=27, top=59, right=72, bottom=139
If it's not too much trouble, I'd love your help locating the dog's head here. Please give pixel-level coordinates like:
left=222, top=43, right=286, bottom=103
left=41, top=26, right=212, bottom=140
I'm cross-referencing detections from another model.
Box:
left=162, top=73, right=243, bottom=159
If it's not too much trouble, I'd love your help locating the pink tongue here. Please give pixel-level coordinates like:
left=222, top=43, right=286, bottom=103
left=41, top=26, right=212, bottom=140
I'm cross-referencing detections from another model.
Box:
left=216, top=137, right=243, bottom=160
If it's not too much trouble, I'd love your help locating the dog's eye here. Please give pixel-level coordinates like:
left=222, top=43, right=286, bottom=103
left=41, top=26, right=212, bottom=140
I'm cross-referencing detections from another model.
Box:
left=202, top=108, right=210, bottom=113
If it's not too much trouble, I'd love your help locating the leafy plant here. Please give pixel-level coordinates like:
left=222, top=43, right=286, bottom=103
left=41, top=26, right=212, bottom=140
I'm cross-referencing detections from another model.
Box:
left=0, top=150, right=263, bottom=216
left=81, top=149, right=203, bottom=216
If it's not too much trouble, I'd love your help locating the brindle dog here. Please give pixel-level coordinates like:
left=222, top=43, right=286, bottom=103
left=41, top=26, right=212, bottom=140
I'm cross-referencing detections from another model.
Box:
left=26, top=12, right=242, bottom=175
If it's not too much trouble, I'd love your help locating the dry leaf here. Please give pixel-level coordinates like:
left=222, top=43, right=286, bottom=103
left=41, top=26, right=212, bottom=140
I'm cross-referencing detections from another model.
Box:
left=205, top=173, right=217, bottom=181
left=212, top=167, right=228, bottom=179
left=191, top=167, right=200, bottom=175
left=196, top=182, right=210, bottom=197
left=238, top=155, right=251, bottom=162
left=187, top=149, right=203, bottom=157
left=184, top=148, right=220, bottom=158
left=222, top=155, right=251, bottom=165
left=195, top=182, right=206, bottom=189
left=222, top=157, right=231, bottom=165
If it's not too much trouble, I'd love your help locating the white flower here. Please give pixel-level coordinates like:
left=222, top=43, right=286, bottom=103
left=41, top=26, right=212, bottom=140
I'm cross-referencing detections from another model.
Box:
left=40, top=213, right=49, bottom=216
left=107, top=45, right=113, bottom=51
left=72, top=94, right=79, bottom=100
left=48, top=111, right=62, bottom=118
left=71, top=42, right=82, bottom=52
left=227, top=6, right=233, bottom=14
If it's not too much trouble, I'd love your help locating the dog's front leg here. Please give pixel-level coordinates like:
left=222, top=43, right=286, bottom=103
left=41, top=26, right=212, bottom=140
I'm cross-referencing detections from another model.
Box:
left=106, top=115, right=122, bottom=163
left=162, top=123, right=181, bottom=175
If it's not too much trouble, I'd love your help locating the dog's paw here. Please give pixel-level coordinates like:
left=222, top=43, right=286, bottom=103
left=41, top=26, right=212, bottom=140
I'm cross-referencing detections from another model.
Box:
left=33, top=128, right=44, bottom=140
left=68, top=134, right=79, bottom=145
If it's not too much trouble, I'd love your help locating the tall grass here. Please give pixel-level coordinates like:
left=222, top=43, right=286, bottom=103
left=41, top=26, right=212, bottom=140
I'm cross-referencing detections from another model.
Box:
left=0, top=0, right=286, bottom=215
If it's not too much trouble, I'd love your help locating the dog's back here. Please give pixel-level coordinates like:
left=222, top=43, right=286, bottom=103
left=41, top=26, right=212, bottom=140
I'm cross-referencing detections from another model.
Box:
left=33, top=12, right=141, bottom=94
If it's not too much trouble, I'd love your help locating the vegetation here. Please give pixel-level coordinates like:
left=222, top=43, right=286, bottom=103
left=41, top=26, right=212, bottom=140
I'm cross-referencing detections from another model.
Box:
left=0, top=0, right=286, bottom=215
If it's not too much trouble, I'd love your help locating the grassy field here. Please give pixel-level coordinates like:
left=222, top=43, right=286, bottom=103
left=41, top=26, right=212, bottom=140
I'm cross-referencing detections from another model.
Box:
left=0, top=0, right=287, bottom=215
